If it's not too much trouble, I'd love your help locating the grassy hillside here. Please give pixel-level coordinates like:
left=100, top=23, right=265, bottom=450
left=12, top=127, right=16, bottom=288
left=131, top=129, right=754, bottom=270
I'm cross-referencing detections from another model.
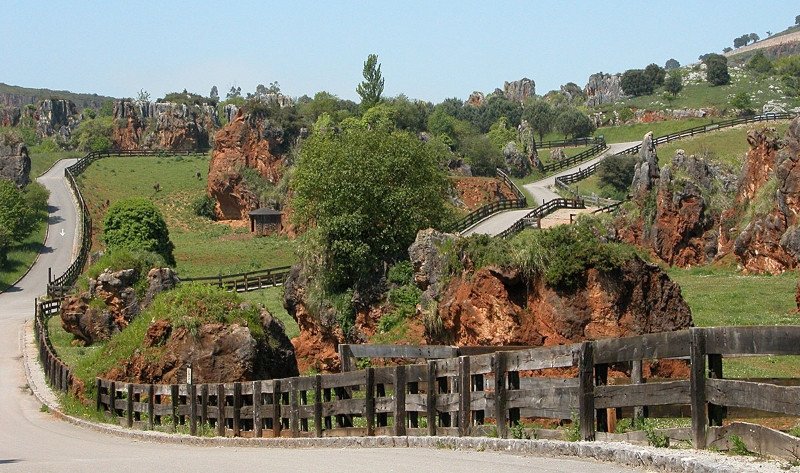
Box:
left=0, top=82, right=114, bottom=109
left=75, top=154, right=297, bottom=278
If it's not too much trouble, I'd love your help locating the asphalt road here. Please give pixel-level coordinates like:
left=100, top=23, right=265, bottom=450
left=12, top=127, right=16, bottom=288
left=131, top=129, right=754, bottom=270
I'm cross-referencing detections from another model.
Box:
left=463, top=141, right=640, bottom=237
left=0, top=159, right=640, bottom=472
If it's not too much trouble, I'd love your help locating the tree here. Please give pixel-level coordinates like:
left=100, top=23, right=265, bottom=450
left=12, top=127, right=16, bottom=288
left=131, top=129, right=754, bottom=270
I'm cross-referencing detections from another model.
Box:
left=746, top=50, right=774, bottom=74
left=796, top=14, right=800, bottom=25
left=723, top=47, right=733, bottom=53
left=733, top=36, right=747, bottom=49
left=522, top=99, right=555, bottom=142
left=210, top=86, right=219, bottom=101
left=749, top=33, right=760, bottom=43
left=767, top=31, right=772, bottom=37
left=486, top=117, right=517, bottom=150
left=226, top=86, right=242, bottom=100
left=136, top=89, right=150, bottom=102
left=644, top=63, right=666, bottom=87
left=554, top=108, right=595, bottom=140
left=621, top=69, right=654, bottom=96
left=665, top=58, right=680, bottom=70
left=291, top=128, right=449, bottom=290
left=597, top=155, right=637, bottom=197
left=731, top=92, right=754, bottom=116
left=476, top=94, right=522, bottom=132
left=704, top=54, right=730, bottom=86
left=356, top=53, right=385, bottom=110
left=103, top=198, right=175, bottom=266
left=0, top=180, right=48, bottom=266
left=72, top=117, right=113, bottom=152
left=663, top=71, right=683, bottom=96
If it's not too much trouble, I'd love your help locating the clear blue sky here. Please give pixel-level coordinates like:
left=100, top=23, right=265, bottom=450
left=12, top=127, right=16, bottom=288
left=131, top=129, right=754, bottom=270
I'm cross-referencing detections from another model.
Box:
left=1, top=1, right=796, bottom=103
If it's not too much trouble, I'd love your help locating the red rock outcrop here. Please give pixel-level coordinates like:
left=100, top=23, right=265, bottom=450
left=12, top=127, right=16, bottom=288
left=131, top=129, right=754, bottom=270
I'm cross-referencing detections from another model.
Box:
left=435, top=260, right=691, bottom=347
left=103, top=308, right=298, bottom=384
left=452, top=176, right=517, bottom=210
left=206, top=109, right=288, bottom=220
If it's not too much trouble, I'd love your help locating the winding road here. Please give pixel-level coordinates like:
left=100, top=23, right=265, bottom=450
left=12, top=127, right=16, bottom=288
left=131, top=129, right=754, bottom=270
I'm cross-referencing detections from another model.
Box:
left=462, top=141, right=639, bottom=237
left=0, top=159, right=639, bottom=471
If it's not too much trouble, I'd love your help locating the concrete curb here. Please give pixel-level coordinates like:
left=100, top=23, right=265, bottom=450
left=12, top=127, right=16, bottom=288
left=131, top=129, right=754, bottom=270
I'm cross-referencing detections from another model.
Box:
left=21, top=322, right=790, bottom=473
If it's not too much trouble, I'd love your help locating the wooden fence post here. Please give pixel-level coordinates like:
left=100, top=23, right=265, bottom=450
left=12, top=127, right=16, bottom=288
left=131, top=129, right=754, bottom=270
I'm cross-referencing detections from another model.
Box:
left=95, top=379, right=102, bottom=411
left=289, top=379, right=300, bottom=437
left=109, top=381, right=116, bottom=418
left=126, top=384, right=134, bottom=428
left=170, top=384, right=179, bottom=430
left=314, top=374, right=323, bottom=437
left=338, top=344, right=354, bottom=372
left=216, top=384, right=226, bottom=437
left=631, top=360, right=645, bottom=422
left=708, top=354, right=725, bottom=427
left=494, top=351, right=508, bottom=439
left=200, top=384, right=209, bottom=428
left=690, top=328, right=708, bottom=449
left=426, top=360, right=437, bottom=436
left=365, top=368, right=375, bottom=436
left=578, top=341, right=596, bottom=441
left=253, top=380, right=263, bottom=438
left=595, top=363, right=609, bottom=432
left=147, top=384, right=155, bottom=431
left=233, top=382, right=242, bottom=437
left=272, top=379, right=282, bottom=437
left=189, top=383, right=197, bottom=436
left=394, top=365, right=407, bottom=436
left=458, top=356, right=471, bottom=437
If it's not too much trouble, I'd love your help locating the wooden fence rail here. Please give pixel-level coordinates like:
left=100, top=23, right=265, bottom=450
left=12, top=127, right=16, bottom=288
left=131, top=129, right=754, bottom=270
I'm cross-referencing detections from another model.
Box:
left=181, top=265, right=292, bottom=293
left=540, top=142, right=607, bottom=174
left=536, top=136, right=606, bottom=150
left=34, top=299, right=800, bottom=451
left=450, top=168, right=527, bottom=234
left=497, top=198, right=585, bottom=239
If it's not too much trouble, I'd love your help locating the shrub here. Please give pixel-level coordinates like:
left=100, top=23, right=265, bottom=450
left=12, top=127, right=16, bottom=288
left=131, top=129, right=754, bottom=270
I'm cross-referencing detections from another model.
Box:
left=102, top=198, right=175, bottom=265
left=387, top=260, right=414, bottom=285
left=746, top=51, right=774, bottom=75
left=621, top=69, right=654, bottom=96
left=597, top=154, right=636, bottom=195
left=192, top=195, right=216, bottom=220
left=704, top=54, right=730, bottom=86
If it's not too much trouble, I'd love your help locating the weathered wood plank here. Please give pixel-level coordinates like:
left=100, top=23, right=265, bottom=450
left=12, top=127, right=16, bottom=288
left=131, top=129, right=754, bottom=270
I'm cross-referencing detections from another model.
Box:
left=704, top=326, right=800, bottom=356
left=394, top=365, right=407, bottom=436
left=494, top=352, right=508, bottom=438
left=594, top=380, right=690, bottom=409
left=458, top=356, right=470, bottom=437
left=690, top=328, right=708, bottom=449
left=506, top=344, right=579, bottom=371
left=365, top=368, right=375, bottom=436
left=427, top=360, right=437, bottom=436
left=706, top=379, right=800, bottom=416
left=348, top=344, right=458, bottom=359
left=405, top=364, right=427, bottom=383
left=506, top=387, right=578, bottom=412
left=519, top=377, right=579, bottom=389
left=458, top=346, right=535, bottom=356
left=320, top=371, right=367, bottom=389
left=436, top=393, right=461, bottom=412
left=594, top=330, right=692, bottom=364
left=320, top=398, right=367, bottom=417
left=578, top=341, right=595, bottom=441
left=708, top=422, right=800, bottom=462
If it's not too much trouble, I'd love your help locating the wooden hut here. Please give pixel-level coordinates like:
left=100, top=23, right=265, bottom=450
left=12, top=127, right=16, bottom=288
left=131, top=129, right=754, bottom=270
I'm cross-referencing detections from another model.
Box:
left=248, top=208, right=282, bottom=236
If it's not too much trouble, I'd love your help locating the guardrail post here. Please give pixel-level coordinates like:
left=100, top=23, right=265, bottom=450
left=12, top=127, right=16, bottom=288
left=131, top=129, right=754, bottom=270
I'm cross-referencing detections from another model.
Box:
left=595, top=363, right=609, bottom=432
left=147, top=384, right=155, bottom=430
left=690, top=328, right=708, bottom=449
left=289, top=378, right=300, bottom=437
left=578, top=341, right=596, bottom=441
left=109, top=381, right=116, bottom=418
left=338, top=344, right=354, bottom=372
left=217, top=384, right=226, bottom=436
left=190, top=383, right=197, bottom=436
left=200, top=384, right=209, bottom=428
left=365, top=367, right=375, bottom=436
left=126, top=383, right=134, bottom=428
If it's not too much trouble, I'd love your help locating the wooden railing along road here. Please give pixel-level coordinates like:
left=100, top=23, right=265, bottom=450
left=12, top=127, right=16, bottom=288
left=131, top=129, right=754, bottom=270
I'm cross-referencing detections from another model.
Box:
left=539, top=141, right=607, bottom=174
left=497, top=198, right=585, bottom=239
left=450, top=169, right=527, bottom=234
left=536, top=136, right=605, bottom=150
left=35, top=295, right=800, bottom=454
left=182, top=266, right=292, bottom=292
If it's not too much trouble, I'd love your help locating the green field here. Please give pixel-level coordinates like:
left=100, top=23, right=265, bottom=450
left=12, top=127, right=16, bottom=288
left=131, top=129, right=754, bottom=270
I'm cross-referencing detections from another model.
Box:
left=668, top=266, right=800, bottom=378
left=29, top=150, right=83, bottom=177
left=239, top=287, right=299, bottom=339
left=597, top=118, right=715, bottom=144
left=75, top=154, right=297, bottom=278
left=0, top=220, right=46, bottom=292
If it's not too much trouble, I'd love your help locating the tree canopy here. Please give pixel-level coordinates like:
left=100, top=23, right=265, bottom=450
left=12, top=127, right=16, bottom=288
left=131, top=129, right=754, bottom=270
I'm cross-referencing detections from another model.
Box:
left=291, top=126, right=450, bottom=290
left=664, top=71, right=683, bottom=96
left=356, top=54, right=385, bottom=110
left=621, top=69, right=654, bottom=96
left=102, top=198, right=175, bottom=266
left=704, top=54, right=730, bottom=86
left=0, top=180, right=49, bottom=266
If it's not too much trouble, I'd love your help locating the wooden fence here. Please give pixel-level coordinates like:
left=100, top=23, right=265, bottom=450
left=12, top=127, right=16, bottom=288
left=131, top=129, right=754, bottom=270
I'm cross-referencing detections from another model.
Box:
left=497, top=198, right=585, bottom=239
left=47, top=148, right=209, bottom=297
left=181, top=266, right=292, bottom=292
left=536, top=136, right=606, bottom=150
left=450, top=169, right=527, bottom=234
left=34, top=299, right=800, bottom=453
left=554, top=112, right=797, bottom=189
left=540, top=141, right=607, bottom=174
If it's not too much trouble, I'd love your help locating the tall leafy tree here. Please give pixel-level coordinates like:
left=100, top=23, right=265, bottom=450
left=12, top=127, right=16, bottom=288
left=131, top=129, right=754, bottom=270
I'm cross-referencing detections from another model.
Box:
left=621, top=69, right=654, bottom=96
left=664, top=71, right=683, bottom=96
left=665, top=58, right=680, bottom=70
left=522, top=99, right=555, bottom=142
left=0, top=181, right=48, bottom=266
left=704, top=54, right=730, bottom=86
left=356, top=53, right=385, bottom=110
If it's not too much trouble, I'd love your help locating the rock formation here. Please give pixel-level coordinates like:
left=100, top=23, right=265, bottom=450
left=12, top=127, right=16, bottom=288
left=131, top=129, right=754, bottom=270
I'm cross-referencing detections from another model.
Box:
left=502, top=141, right=531, bottom=177
left=466, top=91, right=485, bottom=107
left=34, top=99, right=81, bottom=142
left=0, top=140, right=31, bottom=188
left=112, top=99, right=218, bottom=151
left=451, top=176, right=517, bottom=210
left=60, top=267, right=179, bottom=345
left=103, top=306, right=298, bottom=384
left=206, top=109, right=289, bottom=220
left=503, top=78, right=535, bottom=103
left=732, top=119, right=800, bottom=273
left=0, top=107, right=20, bottom=127
left=630, top=132, right=659, bottom=197
left=584, top=73, right=625, bottom=107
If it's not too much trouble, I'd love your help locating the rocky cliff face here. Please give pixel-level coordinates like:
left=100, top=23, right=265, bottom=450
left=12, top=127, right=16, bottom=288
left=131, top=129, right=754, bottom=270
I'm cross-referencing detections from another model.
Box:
left=102, top=307, right=298, bottom=384
left=732, top=120, right=800, bottom=273
left=584, top=73, right=625, bottom=107
left=0, top=140, right=31, bottom=188
left=112, top=99, right=218, bottom=151
left=206, top=109, right=289, bottom=220
left=503, top=78, right=535, bottom=103
left=34, top=99, right=81, bottom=142
left=451, top=176, right=517, bottom=210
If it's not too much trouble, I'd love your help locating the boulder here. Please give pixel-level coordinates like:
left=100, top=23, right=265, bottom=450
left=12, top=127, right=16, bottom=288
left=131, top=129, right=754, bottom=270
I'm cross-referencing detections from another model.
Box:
left=584, top=73, right=625, bottom=107
left=502, top=141, right=531, bottom=177
left=409, top=229, right=456, bottom=304
left=0, top=141, right=31, bottom=188
left=103, top=306, right=298, bottom=384
left=503, top=78, right=535, bottom=103
left=550, top=148, right=567, bottom=162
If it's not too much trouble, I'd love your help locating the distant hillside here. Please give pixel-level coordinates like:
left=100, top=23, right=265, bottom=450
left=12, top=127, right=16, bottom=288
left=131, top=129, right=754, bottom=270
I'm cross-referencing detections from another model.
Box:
left=0, top=82, right=115, bottom=109
left=725, top=28, right=800, bottom=64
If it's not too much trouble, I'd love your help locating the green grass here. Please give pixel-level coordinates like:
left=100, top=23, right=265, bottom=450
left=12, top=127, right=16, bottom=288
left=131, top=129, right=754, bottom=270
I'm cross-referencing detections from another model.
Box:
left=238, top=287, right=299, bottom=339
left=668, top=266, right=800, bottom=378
left=75, top=155, right=297, bottom=278
left=537, top=145, right=591, bottom=166
left=597, top=118, right=715, bottom=144
left=29, top=150, right=83, bottom=177
left=0, top=220, right=46, bottom=292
